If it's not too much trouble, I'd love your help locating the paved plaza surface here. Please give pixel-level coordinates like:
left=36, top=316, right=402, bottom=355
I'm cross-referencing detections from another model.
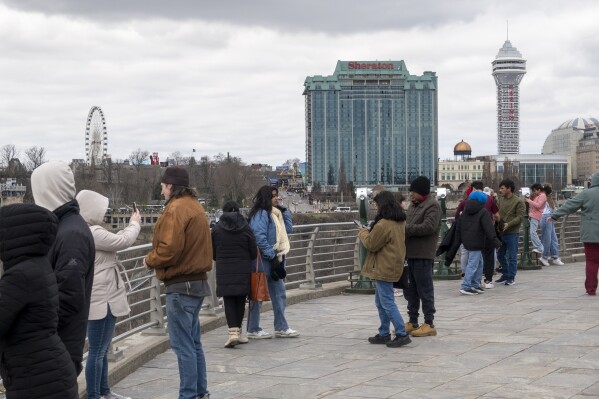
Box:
left=114, top=262, right=599, bottom=399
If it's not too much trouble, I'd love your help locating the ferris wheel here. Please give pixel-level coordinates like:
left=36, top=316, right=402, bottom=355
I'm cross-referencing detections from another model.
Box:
left=85, top=106, right=108, bottom=165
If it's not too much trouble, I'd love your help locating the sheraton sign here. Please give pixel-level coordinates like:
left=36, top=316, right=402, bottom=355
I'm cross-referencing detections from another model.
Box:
left=348, top=62, right=394, bottom=70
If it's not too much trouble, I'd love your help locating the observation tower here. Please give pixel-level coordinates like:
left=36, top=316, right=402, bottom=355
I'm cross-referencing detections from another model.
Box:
left=492, top=39, right=526, bottom=154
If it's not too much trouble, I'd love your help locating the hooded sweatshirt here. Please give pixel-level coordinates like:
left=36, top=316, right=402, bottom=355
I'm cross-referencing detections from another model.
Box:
left=76, top=190, right=140, bottom=320
left=30, top=161, right=95, bottom=375
left=211, top=212, right=257, bottom=297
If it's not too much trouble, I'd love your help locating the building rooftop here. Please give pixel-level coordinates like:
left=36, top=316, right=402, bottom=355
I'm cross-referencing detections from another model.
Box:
left=495, top=40, right=524, bottom=59
left=556, top=117, right=599, bottom=130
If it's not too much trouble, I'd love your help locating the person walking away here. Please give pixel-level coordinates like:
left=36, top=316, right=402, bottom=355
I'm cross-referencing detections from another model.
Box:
left=525, top=183, right=548, bottom=266
left=495, top=179, right=525, bottom=286
left=446, top=192, right=502, bottom=295
left=0, top=204, right=78, bottom=398
left=359, top=191, right=411, bottom=348
left=211, top=200, right=257, bottom=348
left=246, top=186, right=300, bottom=339
left=144, top=167, right=213, bottom=399
left=31, top=161, right=95, bottom=376
left=404, top=176, right=441, bottom=337
left=540, top=184, right=564, bottom=265
left=77, top=190, right=141, bottom=399
left=548, top=171, right=599, bottom=295
left=471, top=181, right=500, bottom=288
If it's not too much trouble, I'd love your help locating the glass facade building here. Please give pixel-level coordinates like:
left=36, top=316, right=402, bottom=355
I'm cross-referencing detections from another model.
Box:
left=303, top=61, right=438, bottom=186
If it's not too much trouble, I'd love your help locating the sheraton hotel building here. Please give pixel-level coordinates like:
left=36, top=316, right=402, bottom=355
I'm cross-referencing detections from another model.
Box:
left=303, top=60, right=438, bottom=186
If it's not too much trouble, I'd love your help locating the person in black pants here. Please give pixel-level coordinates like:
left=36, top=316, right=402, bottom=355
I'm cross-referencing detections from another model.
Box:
left=403, top=176, right=442, bottom=337
left=211, top=201, right=257, bottom=347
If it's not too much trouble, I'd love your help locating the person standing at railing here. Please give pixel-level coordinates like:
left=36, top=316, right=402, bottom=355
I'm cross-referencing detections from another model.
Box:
left=525, top=183, right=548, bottom=266
left=31, top=161, right=95, bottom=378
left=76, top=190, right=141, bottom=399
left=358, top=191, right=411, bottom=348
left=246, top=185, right=300, bottom=339
left=404, top=176, right=441, bottom=338
left=495, top=179, right=526, bottom=286
left=144, top=167, right=213, bottom=399
left=0, top=204, right=78, bottom=398
left=548, top=171, right=599, bottom=295
left=540, top=184, right=564, bottom=266
left=211, top=200, right=257, bottom=348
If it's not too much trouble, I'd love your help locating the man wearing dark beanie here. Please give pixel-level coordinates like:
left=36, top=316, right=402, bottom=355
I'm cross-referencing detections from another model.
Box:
left=403, top=175, right=441, bottom=337
left=145, top=166, right=213, bottom=399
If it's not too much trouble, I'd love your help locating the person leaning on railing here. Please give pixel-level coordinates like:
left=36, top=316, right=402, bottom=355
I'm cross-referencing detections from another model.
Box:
left=548, top=171, right=599, bottom=295
left=77, top=190, right=141, bottom=399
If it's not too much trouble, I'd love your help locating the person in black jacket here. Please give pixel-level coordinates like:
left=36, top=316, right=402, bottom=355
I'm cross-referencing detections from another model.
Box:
left=446, top=191, right=502, bottom=296
left=0, top=203, right=78, bottom=399
left=31, top=161, right=95, bottom=376
left=212, top=201, right=257, bottom=348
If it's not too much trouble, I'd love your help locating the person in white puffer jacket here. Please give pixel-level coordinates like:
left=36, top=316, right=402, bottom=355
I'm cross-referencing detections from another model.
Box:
left=76, top=190, right=141, bottom=399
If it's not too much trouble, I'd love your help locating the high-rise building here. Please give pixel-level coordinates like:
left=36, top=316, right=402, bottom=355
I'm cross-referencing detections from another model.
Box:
left=492, top=40, right=526, bottom=154
left=303, top=60, right=438, bottom=186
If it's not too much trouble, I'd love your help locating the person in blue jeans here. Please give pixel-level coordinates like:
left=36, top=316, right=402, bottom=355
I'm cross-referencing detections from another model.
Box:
left=495, top=179, right=526, bottom=286
left=358, top=191, right=411, bottom=348
left=77, top=189, right=141, bottom=399
left=145, top=167, right=213, bottom=399
left=247, top=185, right=300, bottom=339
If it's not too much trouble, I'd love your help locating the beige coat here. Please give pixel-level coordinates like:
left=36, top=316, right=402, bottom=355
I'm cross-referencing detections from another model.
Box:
left=88, top=223, right=140, bottom=319
left=76, top=190, right=140, bottom=320
left=358, top=219, right=406, bottom=282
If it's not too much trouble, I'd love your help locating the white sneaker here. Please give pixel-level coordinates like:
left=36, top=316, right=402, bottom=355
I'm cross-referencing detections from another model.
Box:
left=484, top=281, right=494, bottom=289
left=247, top=330, right=272, bottom=339
left=532, top=248, right=542, bottom=254
left=393, top=288, right=403, bottom=297
left=275, top=328, right=300, bottom=338
left=101, top=393, right=131, bottom=399
left=539, top=257, right=550, bottom=266
left=551, top=258, right=565, bottom=265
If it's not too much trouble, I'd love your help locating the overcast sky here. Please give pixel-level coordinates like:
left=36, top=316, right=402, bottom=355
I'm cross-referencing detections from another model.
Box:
left=1, top=0, right=598, bottom=167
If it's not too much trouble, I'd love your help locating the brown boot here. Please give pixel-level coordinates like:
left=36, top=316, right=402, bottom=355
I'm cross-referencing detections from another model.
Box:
left=411, top=323, right=437, bottom=337
left=225, top=327, right=240, bottom=348
left=405, top=322, right=418, bottom=335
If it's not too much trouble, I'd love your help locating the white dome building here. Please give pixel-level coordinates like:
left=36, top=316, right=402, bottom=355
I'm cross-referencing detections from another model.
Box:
left=542, top=117, right=599, bottom=182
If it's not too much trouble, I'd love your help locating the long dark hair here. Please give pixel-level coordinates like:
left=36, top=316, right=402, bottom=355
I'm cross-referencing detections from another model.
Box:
left=168, top=184, right=196, bottom=202
left=247, top=185, right=276, bottom=221
left=543, top=184, right=556, bottom=209
left=371, top=191, right=406, bottom=230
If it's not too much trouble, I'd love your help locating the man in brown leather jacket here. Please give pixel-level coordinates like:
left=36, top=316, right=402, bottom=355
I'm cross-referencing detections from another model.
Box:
left=145, top=166, right=213, bottom=399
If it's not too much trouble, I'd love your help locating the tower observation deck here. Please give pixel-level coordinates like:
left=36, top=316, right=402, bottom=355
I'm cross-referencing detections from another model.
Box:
left=492, top=40, right=526, bottom=154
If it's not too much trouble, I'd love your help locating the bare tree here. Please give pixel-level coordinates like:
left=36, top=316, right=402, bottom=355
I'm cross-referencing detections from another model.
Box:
left=24, top=146, right=47, bottom=171
left=170, top=151, right=190, bottom=166
left=0, top=144, right=19, bottom=168
left=129, top=148, right=150, bottom=175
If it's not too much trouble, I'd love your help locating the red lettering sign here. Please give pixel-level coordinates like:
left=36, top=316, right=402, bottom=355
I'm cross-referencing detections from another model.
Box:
left=348, top=62, right=394, bottom=70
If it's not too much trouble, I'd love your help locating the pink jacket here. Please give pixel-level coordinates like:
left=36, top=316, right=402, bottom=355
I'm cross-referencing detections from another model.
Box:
left=526, top=192, right=547, bottom=221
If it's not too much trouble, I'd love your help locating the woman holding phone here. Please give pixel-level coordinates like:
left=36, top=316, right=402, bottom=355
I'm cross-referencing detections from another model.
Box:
left=76, top=190, right=141, bottom=399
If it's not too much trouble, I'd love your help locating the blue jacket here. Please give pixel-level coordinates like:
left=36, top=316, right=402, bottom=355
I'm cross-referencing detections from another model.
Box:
left=249, top=209, right=293, bottom=271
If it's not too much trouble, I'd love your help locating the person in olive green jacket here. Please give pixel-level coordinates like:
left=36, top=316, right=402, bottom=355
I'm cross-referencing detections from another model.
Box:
left=358, top=191, right=411, bottom=348
left=549, top=171, right=599, bottom=295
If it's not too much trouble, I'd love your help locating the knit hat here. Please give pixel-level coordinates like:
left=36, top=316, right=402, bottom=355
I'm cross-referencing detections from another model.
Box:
left=469, top=191, right=487, bottom=204
left=31, top=161, right=76, bottom=212
left=161, top=166, right=189, bottom=187
left=409, top=176, right=431, bottom=196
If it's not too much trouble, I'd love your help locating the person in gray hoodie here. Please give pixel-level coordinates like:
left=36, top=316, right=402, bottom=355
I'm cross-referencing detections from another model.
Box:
left=31, top=161, right=95, bottom=377
left=77, top=190, right=140, bottom=399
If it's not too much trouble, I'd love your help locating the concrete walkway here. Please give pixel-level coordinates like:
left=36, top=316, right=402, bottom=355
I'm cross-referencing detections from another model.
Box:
left=113, top=262, right=599, bottom=399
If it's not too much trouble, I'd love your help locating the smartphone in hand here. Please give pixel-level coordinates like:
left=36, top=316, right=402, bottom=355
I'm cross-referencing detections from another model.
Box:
left=353, top=220, right=367, bottom=229
left=132, top=202, right=138, bottom=212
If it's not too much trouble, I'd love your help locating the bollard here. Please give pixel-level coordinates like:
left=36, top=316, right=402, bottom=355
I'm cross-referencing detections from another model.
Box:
left=433, top=194, right=461, bottom=280
left=345, top=195, right=375, bottom=294
left=518, top=200, right=541, bottom=270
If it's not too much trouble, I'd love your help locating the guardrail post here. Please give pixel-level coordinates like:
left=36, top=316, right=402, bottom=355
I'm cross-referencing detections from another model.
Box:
left=559, top=214, right=568, bottom=256
left=200, top=264, right=222, bottom=316
left=300, top=227, right=322, bottom=289
left=142, top=276, right=167, bottom=336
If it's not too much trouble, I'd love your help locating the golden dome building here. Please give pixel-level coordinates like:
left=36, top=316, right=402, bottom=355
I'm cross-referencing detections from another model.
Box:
left=438, top=140, right=485, bottom=191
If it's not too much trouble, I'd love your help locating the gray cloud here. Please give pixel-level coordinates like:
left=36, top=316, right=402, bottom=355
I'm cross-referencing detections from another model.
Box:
left=1, top=0, right=488, bottom=33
